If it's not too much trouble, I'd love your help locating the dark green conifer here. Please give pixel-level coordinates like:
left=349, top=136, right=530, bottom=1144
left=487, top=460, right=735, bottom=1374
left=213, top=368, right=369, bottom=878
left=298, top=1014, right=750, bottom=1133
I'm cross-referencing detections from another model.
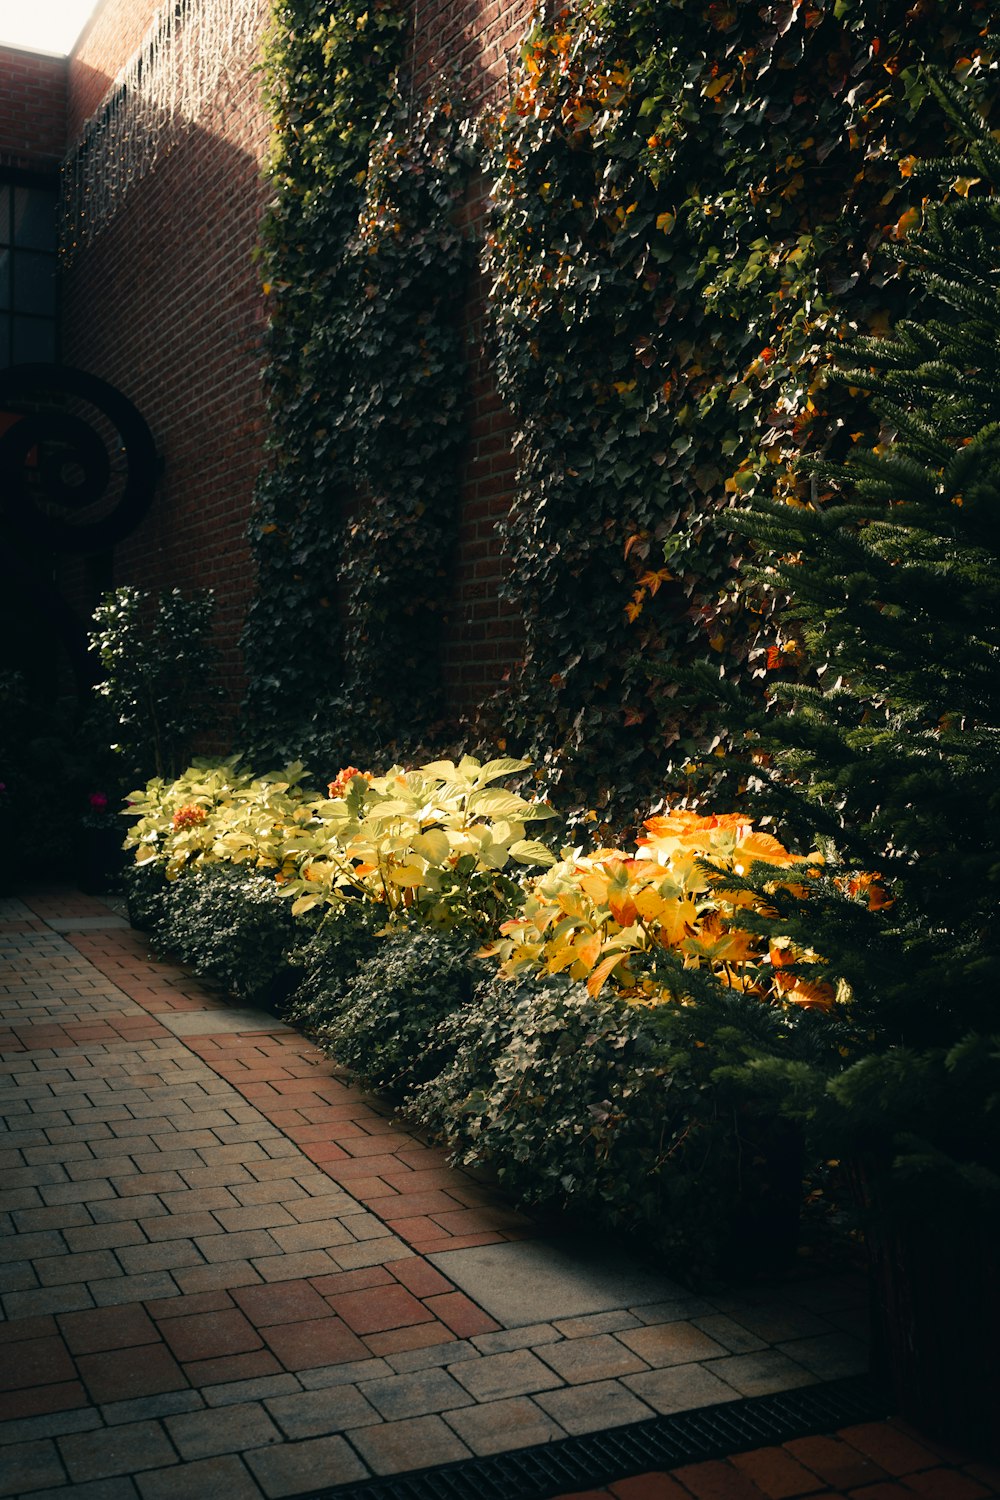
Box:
left=720, top=70, right=1000, bottom=1046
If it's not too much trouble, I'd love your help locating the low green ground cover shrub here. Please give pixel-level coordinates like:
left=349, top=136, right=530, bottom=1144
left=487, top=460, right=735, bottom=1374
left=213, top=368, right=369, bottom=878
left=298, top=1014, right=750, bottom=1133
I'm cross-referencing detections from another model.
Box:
left=288, top=928, right=484, bottom=1096
left=412, top=972, right=833, bottom=1278
left=146, top=863, right=301, bottom=1010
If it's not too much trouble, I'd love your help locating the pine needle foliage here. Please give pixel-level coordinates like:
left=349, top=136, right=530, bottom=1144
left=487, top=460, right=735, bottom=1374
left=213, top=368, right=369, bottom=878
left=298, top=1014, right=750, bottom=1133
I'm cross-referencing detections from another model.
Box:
left=721, top=69, right=1000, bottom=1047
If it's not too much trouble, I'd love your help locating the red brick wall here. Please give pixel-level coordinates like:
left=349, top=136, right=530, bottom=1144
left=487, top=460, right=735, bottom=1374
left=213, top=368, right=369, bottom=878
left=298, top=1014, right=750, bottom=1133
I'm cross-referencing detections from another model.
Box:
left=0, top=46, right=67, bottom=173
left=58, top=0, right=272, bottom=724
left=67, top=0, right=162, bottom=138
left=410, top=0, right=534, bottom=712
left=48, top=0, right=535, bottom=737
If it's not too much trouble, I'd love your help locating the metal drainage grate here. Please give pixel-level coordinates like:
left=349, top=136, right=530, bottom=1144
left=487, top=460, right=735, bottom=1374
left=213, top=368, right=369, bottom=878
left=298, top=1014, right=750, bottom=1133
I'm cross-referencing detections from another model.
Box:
left=285, top=1375, right=886, bottom=1500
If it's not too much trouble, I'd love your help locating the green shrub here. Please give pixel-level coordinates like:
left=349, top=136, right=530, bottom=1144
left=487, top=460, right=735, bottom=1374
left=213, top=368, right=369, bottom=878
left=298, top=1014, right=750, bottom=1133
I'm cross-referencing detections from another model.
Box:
left=123, top=860, right=169, bottom=931
left=291, top=928, right=483, bottom=1095
left=147, top=864, right=299, bottom=1009
left=410, top=974, right=811, bottom=1281
left=283, top=905, right=385, bottom=1018
left=90, top=586, right=222, bottom=785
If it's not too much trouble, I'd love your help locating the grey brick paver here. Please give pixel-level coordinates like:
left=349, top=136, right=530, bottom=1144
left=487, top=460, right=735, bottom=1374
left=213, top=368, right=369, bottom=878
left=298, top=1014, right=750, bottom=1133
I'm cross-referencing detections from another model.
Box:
left=59, top=1420, right=177, bottom=1481
left=0, top=1407, right=103, bottom=1446
left=0, top=1436, right=65, bottom=1498
left=553, top=1309, right=643, bottom=1338
left=775, top=1331, right=868, bottom=1379
left=702, top=1349, right=817, bottom=1395
left=131, top=1152, right=205, bottom=1174
left=4, top=1282, right=95, bottom=1317
left=135, top=1454, right=263, bottom=1500
left=111, top=1174, right=185, bottom=1197
left=115, top=1241, right=205, bottom=1274
left=280, top=1192, right=358, bottom=1220
left=24, top=1143, right=95, bottom=1165
left=0, top=1259, right=39, bottom=1292
left=0, top=1229, right=67, bottom=1264
left=628, top=1296, right=714, bottom=1323
left=297, top=1359, right=394, bottom=1389
left=267, top=1221, right=355, bottom=1252
left=471, top=1322, right=561, bottom=1354
left=99, top=1393, right=205, bottom=1427
left=360, top=1367, right=474, bottom=1420
left=691, top=1313, right=769, bottom=1353
left=12, top=1478, right=140, bottom=1500
left=150, top=1130, right=219, bottom=1151
left=165, top=1402, right=283, bottom=1460
left=534, top=1378, right=656, bottom=1434
left=37, top=1250, right=121, bottom=1285
left=89, top=1272, right=181, bottom=1305
left=39, top=1180, right=116, bottom=1206
left=328, top=1236, right=409, bottom=1271
left=67, top=1156, right=140, bottom=1181
left=203, top=1374, right=302, bottom=1408
left=264, top=1384, right=380, bottom=1438
left=156, top=1188, right=238, bottom=1214
left=444, top=1395, right=566, bottom=1455
left=245, top=1435, right=368, bottom=1496
left=88, top=1137, right=155, bottom=1159
left=449, top=1349, right=563, bottom=1402
left=536, top=1332, right=648, bottom=1383
left=139, top=1212, right=222, bottom=1241
left=211, top=1205, right=296, bottom=1233
left=177, top=1166, right=255, bottom=1190
left=622, top=1361, right=741, bottom=1413
left=385, top=1340, right=478, bottom=1374
left=171, top=1260, right=263, bottom=1294
left=617, top=1319, right=729, bottom=1367
left=250, top=1250, right=342, bottom=1281
left=197, top=1143, right=268, bottom=1165
left=110, top=1117, right=175, bottom=1138
left=347, top=1414, right=471, bottom=1475
left=193, top=1230, right=281, bottom=1262
left=89, top=1194, right=165, bottom=1223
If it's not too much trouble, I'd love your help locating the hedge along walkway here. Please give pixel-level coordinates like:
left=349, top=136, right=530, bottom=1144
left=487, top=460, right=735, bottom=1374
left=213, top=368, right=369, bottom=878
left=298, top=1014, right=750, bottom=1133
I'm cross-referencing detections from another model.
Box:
left=1, top=887, right=877, bottom=1500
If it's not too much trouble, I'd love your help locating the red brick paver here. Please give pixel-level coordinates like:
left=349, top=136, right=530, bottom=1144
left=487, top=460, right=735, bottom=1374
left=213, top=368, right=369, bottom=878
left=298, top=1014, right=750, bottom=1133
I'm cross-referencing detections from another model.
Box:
left=553, top=1424, right=1000, bottom=1500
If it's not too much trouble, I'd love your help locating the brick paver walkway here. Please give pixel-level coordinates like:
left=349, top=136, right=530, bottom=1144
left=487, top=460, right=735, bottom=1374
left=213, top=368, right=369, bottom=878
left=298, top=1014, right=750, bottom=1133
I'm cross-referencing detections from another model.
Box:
left=0, top=887, right=894, bottom=1500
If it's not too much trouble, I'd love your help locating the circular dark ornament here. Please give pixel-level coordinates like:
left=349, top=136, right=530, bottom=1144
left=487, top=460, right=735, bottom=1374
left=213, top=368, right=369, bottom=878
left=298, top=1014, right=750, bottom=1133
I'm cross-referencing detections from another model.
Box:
left=0, top=363, right=157, bottom=553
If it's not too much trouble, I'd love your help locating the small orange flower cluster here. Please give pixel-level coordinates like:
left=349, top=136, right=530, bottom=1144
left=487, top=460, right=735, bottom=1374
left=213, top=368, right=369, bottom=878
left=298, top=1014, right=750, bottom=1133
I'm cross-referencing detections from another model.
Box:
left=171, top=805, right=207, bottom=831
left=327, top=767, right=373, bottom=799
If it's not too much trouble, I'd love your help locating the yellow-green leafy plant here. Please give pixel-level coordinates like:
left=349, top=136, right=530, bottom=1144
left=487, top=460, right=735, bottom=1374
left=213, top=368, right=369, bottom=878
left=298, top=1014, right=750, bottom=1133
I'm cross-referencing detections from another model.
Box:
left=122, top=757, right=313, bottom=880
left=484, top=807, right=836, bottom=1008
left=123, top=753, right=558, bottom=936
left=280, top=755, right=557, bottom=933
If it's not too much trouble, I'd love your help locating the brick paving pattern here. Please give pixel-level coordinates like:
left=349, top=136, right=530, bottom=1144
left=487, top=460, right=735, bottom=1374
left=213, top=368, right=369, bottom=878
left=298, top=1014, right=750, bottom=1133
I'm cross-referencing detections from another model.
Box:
left=1, top=887, right=976, bottom=1499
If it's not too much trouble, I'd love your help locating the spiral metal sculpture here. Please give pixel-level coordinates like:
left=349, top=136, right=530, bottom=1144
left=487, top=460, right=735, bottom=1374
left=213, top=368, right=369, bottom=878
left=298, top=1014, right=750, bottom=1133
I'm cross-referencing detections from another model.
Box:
left=0, top=363, right=157, bottom=689
left=0, top=363, right=157, bottom=552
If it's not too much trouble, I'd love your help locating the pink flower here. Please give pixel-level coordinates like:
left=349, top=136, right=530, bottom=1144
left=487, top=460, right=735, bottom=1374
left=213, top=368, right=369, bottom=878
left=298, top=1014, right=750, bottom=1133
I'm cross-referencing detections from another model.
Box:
left=89, top=792, right=109, bottom=811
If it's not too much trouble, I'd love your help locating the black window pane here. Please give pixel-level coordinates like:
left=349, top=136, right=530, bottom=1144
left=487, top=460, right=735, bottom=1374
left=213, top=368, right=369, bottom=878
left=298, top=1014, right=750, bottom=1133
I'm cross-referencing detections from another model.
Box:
left=12, top=316, right=56, bottom=365
left=0, top=248, right=9, bottom=310
left=0, top=312, right=9, bottom=366
left=0, top=186, right=9, bottom=246
left=13, top=188, right=56, bottom=252
left=15, top=251, right=57, bottom=317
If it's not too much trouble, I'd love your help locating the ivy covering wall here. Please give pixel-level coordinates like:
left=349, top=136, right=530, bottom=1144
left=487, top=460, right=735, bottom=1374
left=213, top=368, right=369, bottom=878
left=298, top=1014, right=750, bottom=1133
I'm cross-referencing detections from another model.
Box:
left=242, top=0, right=472, bottom=766
left=484, top=0, right=995, bottom=816
left=243, top=0, right=995, bottom=808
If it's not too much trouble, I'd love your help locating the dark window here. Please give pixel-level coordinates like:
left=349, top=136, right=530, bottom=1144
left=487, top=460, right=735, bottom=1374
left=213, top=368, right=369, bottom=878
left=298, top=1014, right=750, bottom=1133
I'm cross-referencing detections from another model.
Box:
left=0, top=178, right=59, bottom=369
